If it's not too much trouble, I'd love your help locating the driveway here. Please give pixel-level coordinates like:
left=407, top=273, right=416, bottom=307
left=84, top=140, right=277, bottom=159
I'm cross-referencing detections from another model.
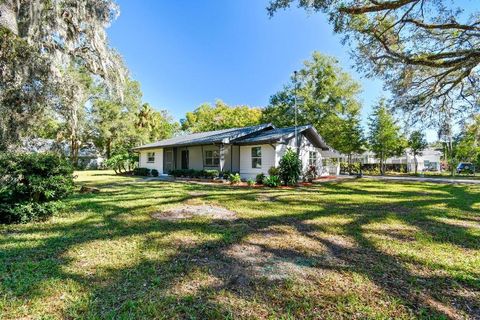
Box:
left=359, top=175, right=480, bottom=185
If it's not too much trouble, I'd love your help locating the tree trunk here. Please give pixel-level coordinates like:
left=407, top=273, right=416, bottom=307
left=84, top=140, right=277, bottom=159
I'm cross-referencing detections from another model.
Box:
left=106, top=138, right=111, bottom=159
left=414, top=155, right=418, bottom=175
left=380, top=152, right=384, bottom=175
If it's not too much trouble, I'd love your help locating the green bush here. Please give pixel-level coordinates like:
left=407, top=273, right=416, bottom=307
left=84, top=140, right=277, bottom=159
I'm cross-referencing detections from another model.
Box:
left=105, top=153, right=138, bottom=174
left=247, top=179, right=255, bottom=186
left=268, top=166, right=280, bottom=176
left=263, top=175, right=281, bottom=187
left=133, top=167, right=150, bottom=176
left=151, top=169, right=159, bottom=177
left=341, top=162, right=361, bottom=174
left=0, top=153, right=74, bottom=224
left=279, top=148, right=302, bottom=186
left=255, top=173, right=266, bottom=185
left=204, top=170, right=220, bottom=179
left=229, top=173, right=242, bottom=184
left=170, top=169, right=219, bottom=179
left=220, top=170, right=230, bottom=179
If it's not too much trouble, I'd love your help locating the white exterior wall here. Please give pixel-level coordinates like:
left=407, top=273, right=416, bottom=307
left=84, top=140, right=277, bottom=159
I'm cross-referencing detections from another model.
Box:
left=239, top=144, right=276, bottom=180
left=174, top=145, right=239, bottom=172
left=349, top=149, right=442, bottom=172
left=407, top=149, right=442, bottom=172
left=138, top=148, right=164, bottom=173
left=174, top=146, right=204, bottom=170
left=275, top=135, right=325, bottom=175
left=319, top=149, right=341, bottom=176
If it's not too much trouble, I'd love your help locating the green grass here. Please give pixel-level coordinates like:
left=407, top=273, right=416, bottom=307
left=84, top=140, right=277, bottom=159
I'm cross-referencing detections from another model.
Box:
left=1, top=171, right=479, bottom=319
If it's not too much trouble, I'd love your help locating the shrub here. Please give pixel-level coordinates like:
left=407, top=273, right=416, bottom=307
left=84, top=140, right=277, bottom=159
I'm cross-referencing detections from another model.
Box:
left=279, top=148, right=302, bottom=186
left=169, top=169, right=220, bottom=179
left=263, top=175, right=281, bottom=187
left=204, top=170, right=220, bottom=179
left=105, top=153, right=138, bottom=174
left=255, top=173, right=266, bottom=185
left=220, top=170, right=230, bottom=179
left=340, top=162, right=361, bottom=174
left=134, top=167, right=150, bottom=176
left=151, top=169, right=159, bottom=177
left=0, top=153, right=74, bottom=224
left=247, top=179, right=255, bottom=186
left=268, top=166, right=280, bottom=176
left=229, top=173, right=242, bottom=184
left=304, top=165, right=318, bottom=182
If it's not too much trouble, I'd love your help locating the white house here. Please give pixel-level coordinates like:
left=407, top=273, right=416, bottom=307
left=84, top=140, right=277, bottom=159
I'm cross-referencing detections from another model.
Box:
left=344, top=148, right=442, bottom=172
left=133, top=123, right=340, bottom=179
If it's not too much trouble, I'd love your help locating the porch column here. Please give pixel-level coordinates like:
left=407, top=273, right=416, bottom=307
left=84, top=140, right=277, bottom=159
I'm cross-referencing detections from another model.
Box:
left=219, top=144, right=225, bottom=172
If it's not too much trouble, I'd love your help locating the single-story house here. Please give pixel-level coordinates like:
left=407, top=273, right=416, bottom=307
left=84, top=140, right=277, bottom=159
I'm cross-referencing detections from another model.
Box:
left=133, top=123, right=340, bottom=179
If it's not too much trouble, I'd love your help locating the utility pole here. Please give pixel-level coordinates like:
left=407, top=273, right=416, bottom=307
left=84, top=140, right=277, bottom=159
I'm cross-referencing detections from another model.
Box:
left=294, top=70, right=298, bottom=152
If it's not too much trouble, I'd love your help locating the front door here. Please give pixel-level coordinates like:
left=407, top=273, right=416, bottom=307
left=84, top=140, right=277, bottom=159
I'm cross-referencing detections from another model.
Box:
left=164, top=149, right=174, bottom=174
left=181, top=150, right=189, bottom=169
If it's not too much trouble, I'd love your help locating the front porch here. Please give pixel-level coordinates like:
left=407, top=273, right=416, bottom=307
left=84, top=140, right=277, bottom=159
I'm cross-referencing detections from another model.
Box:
left=161, top=144, right=241, bottom=175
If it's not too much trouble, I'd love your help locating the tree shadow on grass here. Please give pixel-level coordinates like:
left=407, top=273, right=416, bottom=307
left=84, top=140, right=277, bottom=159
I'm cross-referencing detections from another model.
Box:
left=1, top=179, right=479, bottom=319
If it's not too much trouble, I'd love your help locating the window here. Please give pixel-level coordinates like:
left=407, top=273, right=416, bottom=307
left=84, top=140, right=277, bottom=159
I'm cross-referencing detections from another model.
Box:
left=251, top=147, right=262, bottom=169
left=309, top=151, right=317, bottom=166
left=147, top=152, right=155, bottom=163
left=322, top=159, right=327, bottom=167
left=205, top=150, right=220, bottom=166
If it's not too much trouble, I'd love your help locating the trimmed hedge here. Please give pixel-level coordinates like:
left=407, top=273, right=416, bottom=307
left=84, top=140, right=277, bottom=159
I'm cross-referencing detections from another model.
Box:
left=0, top=153, right=74, bottom=224
left=169, top=169, right=221, bottom=179
left=133, top=167, right=150, bottom=176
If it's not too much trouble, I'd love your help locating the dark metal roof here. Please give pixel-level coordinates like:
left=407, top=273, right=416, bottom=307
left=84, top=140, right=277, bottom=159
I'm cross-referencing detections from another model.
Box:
left=133, top=123, right=274, bottom=150
left=236, top=125, right=331, bottom=150
left=133, top=123, right=332, bottom=151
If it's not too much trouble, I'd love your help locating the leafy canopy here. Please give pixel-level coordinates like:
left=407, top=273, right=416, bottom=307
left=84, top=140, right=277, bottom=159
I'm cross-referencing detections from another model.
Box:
left=368, top=99, right=405, bottom=172
left=267, top=0, right=480, bottom=127
left=0, top=0, right=125, bottom=151
left=181, top=100, right=262, bottom=133
left=262, top=52, right=364, bottom=153
left=408, top=131, right=428, bottom=157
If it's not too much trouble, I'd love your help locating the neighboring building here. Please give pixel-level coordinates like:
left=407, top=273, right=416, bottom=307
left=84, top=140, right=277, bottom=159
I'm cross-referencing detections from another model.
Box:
left=20, top=138, right=104, bottom=169
left=133, top=123, right=340, bottom=179
left=343, top=148, right=442, bottom=172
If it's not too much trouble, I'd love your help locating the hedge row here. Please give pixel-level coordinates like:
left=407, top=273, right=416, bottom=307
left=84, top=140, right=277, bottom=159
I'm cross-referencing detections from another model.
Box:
left=169, top=169, right=222, bottom=179
left=133, top=168, right=159, bottom=177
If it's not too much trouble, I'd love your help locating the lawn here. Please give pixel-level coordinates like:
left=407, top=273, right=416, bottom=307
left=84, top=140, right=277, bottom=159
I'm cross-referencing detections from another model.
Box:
left=1, top=171, right=479, bottom=319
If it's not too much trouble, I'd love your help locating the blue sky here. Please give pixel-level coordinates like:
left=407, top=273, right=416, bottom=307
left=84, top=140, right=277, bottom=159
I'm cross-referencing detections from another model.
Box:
left=106, top=0, right=400, bottom=135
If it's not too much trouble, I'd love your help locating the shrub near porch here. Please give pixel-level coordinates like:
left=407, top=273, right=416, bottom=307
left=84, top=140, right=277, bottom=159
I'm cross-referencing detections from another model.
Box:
left=0, top=171, right=479, bottom=319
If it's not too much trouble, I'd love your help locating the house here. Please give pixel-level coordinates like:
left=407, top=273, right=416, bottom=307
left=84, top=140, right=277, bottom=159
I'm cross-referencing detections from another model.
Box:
left=342, top=148, right=442, bottom=172
left=21, top=138, right=105, bottom=169
left=133, top=123, right=340, bottom=179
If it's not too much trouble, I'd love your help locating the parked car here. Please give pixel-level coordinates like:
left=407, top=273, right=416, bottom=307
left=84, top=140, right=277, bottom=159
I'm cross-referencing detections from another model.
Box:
left=456, top=162, right=475, bottom=174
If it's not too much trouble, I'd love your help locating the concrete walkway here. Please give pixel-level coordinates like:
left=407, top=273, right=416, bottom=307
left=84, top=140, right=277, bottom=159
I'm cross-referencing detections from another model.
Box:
left=359, top=175, right=480, bottom=185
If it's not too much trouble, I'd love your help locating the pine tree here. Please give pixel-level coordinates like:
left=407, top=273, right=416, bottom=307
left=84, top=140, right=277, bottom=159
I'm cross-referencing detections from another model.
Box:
left=368, top=100, right=404, bottom=175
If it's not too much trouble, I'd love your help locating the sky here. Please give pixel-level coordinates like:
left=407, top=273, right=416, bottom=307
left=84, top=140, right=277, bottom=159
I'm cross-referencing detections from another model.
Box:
left=106, top=0, right=407, bottom=137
